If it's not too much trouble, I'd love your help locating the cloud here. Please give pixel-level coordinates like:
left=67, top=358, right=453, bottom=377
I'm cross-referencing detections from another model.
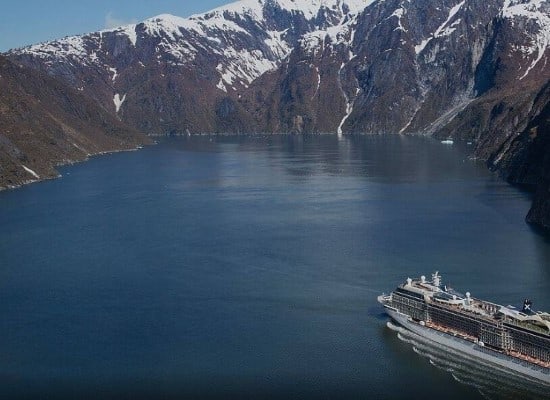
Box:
left=104, top=12, right=137, bottom=29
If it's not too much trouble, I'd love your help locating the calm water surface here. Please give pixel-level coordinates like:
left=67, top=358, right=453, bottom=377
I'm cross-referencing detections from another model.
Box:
left=1, top=135, right=549, bottom=399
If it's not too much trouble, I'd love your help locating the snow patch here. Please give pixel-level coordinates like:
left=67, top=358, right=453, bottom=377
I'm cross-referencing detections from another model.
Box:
left=502, top=0, right=550, bottom=79
left=217, top=79, right=228, bottom=92
left=121, top=25, right=137, bottom=46
left=13, top=0, right=378, bottom=90
left=337, top=87, right=360, bottom=135
left=108, top=67, right=118, bottom=83
left=201, top=0, right=374, bottom=21
left=22, top=35, right=88, bottom=64
left=337, top=56, right=359, bottom=135
left=300, top=12, right=359, bottom=56
left=22, top=165, right=40, bottom=179
left=113, top=93, right=126, bottom=113
left=415, top=1, right=465, bottom=54
left=216, top=48, right=280, bottom=89
left=390, top=8, right=407, bottom=32
left=312, top=66, right=321, bottom=99
left=415, top=38, right=432, bottom=55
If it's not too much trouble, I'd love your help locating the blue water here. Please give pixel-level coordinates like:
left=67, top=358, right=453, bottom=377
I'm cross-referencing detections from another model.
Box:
left=1, top=135, right=548, bottom=399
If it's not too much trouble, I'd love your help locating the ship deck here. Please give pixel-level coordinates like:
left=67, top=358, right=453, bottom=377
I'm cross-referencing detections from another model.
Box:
left=428, top=299, right=498, bottom=322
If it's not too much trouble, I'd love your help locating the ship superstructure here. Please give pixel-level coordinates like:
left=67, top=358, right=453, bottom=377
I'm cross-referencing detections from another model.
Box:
left=378, top=272, right=550, bottom=384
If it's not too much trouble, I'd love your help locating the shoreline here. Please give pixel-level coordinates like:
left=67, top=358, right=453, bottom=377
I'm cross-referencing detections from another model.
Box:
left=0, top=143, right=150, bottom=192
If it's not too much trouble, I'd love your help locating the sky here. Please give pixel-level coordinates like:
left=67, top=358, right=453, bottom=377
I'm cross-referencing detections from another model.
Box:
left=0, top=0, right=231, bottom=52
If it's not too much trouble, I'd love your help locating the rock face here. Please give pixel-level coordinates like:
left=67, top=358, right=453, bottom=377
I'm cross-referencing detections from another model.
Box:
left=491, top=83, right=550, bottom=230
left=0, top=55, right=149, bottom=189
left=4, top=0, right=550, bottom=229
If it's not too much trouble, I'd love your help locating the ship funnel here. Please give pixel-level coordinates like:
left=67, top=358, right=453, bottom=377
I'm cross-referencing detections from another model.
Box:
left=522, top=299, right=533, bottom=314
left=466, top=292, right=471, bottom=305
left=406, top=278, right=412, bottom=286
left=421, top=275, right=426, bottom=283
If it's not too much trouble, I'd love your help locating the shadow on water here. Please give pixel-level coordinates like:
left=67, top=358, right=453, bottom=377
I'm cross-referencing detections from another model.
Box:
left=528, top=223, right=550, bottom=242
left=386, top=322, right=549, bottom=400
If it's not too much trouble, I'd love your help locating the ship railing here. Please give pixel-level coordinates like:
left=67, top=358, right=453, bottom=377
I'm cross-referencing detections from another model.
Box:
left=424, top=321, right=549, bottom=373
left=378, top=293, right=392, bottom=302
left=429, top=300, right=497, bottom=322
left=504, top=317, right=550, bottom=336
left=475, top=346, right=550, bottom=373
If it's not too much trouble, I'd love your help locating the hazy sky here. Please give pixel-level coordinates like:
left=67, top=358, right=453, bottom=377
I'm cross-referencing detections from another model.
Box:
left=0, top=0, right=231, bottom=52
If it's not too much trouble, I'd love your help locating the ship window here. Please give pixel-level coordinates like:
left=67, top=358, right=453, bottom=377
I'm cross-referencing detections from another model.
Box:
left=395, top=288, right=424, bottom=300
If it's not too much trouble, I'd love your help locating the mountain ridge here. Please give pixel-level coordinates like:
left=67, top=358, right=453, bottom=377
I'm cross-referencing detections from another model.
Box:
left=3, top=0, right=550, bottom=229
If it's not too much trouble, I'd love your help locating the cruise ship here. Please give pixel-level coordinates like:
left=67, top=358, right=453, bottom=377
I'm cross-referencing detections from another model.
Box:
left=378, top=272, right=550, bottom=386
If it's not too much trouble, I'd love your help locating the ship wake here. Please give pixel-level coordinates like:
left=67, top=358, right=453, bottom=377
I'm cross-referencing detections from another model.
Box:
left=388, top=322, right=549, bottom=400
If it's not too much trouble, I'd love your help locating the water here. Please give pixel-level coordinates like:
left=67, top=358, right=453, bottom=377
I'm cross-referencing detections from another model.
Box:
left=0, top=135, right=548, bottom=399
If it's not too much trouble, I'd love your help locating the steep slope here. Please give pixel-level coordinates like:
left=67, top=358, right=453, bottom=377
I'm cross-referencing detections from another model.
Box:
left=9, top=0, right=548, bottom=136
left=487, top=82, right=550, bottom=230
left=0, top=55, right=149, bottom=189
left=4, top=0, right=550, bottom=229
left=8, top=0, right=373, bottom=135
left=256, top=0, right=550, bottom=136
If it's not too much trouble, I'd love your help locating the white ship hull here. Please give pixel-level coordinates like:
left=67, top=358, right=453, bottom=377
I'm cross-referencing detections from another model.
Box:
left=383, top=306, right=550, bottom=386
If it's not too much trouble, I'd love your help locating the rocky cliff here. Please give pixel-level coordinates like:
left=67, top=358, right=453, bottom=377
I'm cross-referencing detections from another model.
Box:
left=4, top=0, right=550, bottom=229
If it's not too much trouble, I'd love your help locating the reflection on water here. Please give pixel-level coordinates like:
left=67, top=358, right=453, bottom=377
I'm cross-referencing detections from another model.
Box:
left=387, top=322, right=549, bottom=400
left=169, top=134, right=488, bottom=183
left=1, top=134, right=549, bottom=399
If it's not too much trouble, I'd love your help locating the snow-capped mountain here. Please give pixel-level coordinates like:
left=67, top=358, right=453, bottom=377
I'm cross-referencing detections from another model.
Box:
left=9, top=0, right=549, bottom=134
left=4, top=0, right=550, bottom=228
left=10, top=0, right=372, bottom=130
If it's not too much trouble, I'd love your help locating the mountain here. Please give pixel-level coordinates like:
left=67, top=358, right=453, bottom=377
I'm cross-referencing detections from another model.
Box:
left=4, top=0, right=550, bottom=229
left=0, top=55, right=149, bottom=189
left=7, top=0, right=374, bottom=135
